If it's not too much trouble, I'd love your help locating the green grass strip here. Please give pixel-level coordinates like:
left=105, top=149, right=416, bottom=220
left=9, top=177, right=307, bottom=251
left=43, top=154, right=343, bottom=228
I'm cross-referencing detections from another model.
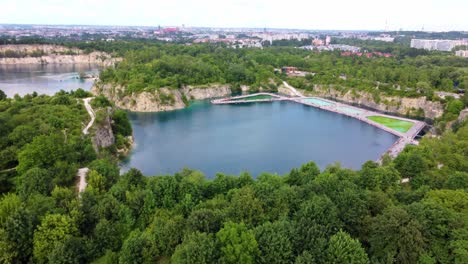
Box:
left=367, top=116, right=414, bottom=133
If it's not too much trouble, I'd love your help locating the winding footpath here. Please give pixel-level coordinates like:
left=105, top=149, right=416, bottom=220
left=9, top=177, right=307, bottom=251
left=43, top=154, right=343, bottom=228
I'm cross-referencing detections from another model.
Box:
left=82, top=97, right=96, bottom=135
left=77, top=97, right=95, bottom=193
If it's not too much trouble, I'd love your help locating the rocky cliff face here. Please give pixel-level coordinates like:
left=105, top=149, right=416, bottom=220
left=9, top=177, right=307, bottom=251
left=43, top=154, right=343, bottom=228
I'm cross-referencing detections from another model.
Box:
left=305, top=86, right=444, bottom=119
left=0, top=44, right=119, bottom=66
left=458, top=109, right=468, bottom=122
left=93, top=109, right=115, bottom=149
left=182, top=84, right=231, bottom=100
left=92, top=83, right=233, bottom=112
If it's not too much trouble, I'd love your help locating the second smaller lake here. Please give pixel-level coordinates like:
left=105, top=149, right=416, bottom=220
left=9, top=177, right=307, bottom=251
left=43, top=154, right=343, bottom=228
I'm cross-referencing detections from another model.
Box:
left=0, top=64, right=99, bottom=97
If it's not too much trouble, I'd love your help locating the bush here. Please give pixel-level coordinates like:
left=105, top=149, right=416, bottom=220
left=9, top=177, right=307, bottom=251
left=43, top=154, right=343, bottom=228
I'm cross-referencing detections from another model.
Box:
left=91, top=96, right=112, bottom=108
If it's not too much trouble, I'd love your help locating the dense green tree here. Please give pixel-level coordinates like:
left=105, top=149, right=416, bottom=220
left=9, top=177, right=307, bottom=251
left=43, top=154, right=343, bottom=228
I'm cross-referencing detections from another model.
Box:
left=93, top=219, right=124, bottom=253
left=171, top=232, right=218, bottom=264
left=147, top=213, right=185, bottom=257
left=0, top=89, right=6, bottom=101
left=89, top=159, right=120, bottom=189
left=16, top=167, right=53, bottom=197
left=369, top=207, right=425, bottom=264
left=254, top=220, right=294, bottom=264
left=187, top=208, right=224, bottom=233
left=216, top=222, right=259, bottom=264
left=48, top=237, right=87, bottom=264
left=447, top=99, right=464, bottom=115
left=295, top=251, right=315, bottom=264
left=112, top=109, right=132, bottom=136
left=287, top=161, right=321, bottom=186
left=0, top=207, right=34, bottom=263
left=293, top=195, right=342, bottom=258
left=119, top=230, right=153, bottom=264
left=33, top=214, right=78, bottom=264
left=227, top=186, right=264, bottom=226
left=325, top=230, right=369, bottom=264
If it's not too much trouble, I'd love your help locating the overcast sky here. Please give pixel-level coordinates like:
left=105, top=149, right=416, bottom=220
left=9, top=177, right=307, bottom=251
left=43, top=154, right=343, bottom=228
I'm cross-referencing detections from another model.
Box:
left=1, top=0, right=467, bottom=31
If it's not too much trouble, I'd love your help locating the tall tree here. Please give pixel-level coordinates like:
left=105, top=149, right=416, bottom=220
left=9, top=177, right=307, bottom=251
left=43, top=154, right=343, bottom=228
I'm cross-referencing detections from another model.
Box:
left=171, top=232, right=218, bottom=264
left=369, top=207, right=425, bottom=264
left=216, top=222, right=259, bottom=264
left=325, top=230, right=369, bottom=264
left=33, top=214, right=78, bottom=264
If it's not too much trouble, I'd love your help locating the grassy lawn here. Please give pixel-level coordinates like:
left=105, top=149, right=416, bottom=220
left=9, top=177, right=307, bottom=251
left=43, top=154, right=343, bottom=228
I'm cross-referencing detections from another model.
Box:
left=367, top=116, right=414, bottom=133
left=232, top=95, right=274, bottom=101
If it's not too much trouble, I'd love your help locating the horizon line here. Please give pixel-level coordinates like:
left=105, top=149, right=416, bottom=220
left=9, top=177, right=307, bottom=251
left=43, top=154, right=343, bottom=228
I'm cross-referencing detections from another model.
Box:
left=1, top=23, right=467, bottom=33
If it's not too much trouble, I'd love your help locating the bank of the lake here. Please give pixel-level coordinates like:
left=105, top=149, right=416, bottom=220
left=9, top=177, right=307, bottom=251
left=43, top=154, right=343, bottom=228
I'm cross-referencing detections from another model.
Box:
left=121, top=100, right=399, bottom=177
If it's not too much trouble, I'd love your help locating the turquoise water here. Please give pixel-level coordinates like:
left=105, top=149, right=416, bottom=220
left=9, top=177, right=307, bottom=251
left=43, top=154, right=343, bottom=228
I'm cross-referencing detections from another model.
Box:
left=0, top=64, right=99, bottom=97
left=122, top=101, right=398, bottom=177
left=337, top=106, right=364, bottom=115
left=301, top=98, right=335, bottom=107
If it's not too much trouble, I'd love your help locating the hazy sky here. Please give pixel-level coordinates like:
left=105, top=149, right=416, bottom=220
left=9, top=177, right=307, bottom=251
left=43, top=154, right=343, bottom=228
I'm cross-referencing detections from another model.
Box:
left=1, top=0, right=467, bottom=31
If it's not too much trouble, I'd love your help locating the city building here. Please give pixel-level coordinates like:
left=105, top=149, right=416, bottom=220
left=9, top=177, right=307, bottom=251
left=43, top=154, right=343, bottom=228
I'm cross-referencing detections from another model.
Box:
left=455, top=50, right=468, bottom=58
left=410, top=39, right=467, bottom=51
left=281, top=67, right=298, bottom=74
left=325, top=35, right=331, bottom=45
left=312, top=38, right=324, bottom=46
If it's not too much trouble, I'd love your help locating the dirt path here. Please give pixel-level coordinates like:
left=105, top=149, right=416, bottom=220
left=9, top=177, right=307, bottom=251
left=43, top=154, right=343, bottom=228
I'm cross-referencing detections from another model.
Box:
left=77, top=97, right=95, bottom=194
left=283, top=81, right=305, bottom=97
left=82, top=97, right=95, bottom=135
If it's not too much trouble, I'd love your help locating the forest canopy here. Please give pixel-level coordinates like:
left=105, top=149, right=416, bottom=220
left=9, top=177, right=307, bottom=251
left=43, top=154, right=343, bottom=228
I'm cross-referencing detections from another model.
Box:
left=0, top=90, right=467, bottom=263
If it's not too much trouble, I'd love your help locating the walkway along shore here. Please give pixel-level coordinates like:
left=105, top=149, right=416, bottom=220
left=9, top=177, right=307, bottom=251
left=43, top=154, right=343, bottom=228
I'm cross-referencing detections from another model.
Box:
left=212, top=87, right=426, bottom=161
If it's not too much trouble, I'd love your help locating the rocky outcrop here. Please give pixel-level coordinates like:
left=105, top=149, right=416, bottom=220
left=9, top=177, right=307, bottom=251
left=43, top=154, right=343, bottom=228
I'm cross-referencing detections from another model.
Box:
left=93, top=109, right=115, bottom=149
left=92, top=83, right=233, bottom=112
left=92, top=84, right=187, bottom=112
left=0, top=44, right=120, bottom=66
left=182, top=84, right=231, bottom=100
left=458, top=108, right=468, bottom=122
left=303, top=86, right=444, bottom=119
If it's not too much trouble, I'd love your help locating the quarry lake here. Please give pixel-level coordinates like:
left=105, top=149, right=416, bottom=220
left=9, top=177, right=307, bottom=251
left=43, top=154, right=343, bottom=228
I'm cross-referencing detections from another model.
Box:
left=121, top=100, right=399, bottom=177
left=0, top=64, right=99, bottom=97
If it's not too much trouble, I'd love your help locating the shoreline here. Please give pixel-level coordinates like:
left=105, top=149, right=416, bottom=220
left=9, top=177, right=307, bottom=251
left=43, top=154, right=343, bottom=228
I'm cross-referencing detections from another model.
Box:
left=213, top=93, right=426, bottom=160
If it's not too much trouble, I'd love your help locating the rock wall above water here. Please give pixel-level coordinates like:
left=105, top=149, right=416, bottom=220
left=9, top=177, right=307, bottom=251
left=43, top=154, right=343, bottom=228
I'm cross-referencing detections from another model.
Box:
left=93, top=109, right=115, bottom=149
left=305, top=86, right=444, bottom=119
left=92, top=83, right=233, bottom=112
left=0, top=44, right=120, bottom=66
left=182, top=84, right=231, bottom=100
left=92, top=84, right=188, bottom=112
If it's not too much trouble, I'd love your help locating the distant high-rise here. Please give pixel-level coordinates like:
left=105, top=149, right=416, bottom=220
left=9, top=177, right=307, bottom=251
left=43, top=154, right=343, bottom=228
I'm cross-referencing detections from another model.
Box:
left=411, top=39, right=466, bottom=51
left=325, top=36, right=331, bottom=46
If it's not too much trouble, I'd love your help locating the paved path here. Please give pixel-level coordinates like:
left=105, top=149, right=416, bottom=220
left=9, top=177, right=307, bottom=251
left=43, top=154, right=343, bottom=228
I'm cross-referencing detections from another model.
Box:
left=77, top=167, right=89, bottom=193
left=77, top=98, right=95, bottom=194
left=82, top=97, right=95, bottom=135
